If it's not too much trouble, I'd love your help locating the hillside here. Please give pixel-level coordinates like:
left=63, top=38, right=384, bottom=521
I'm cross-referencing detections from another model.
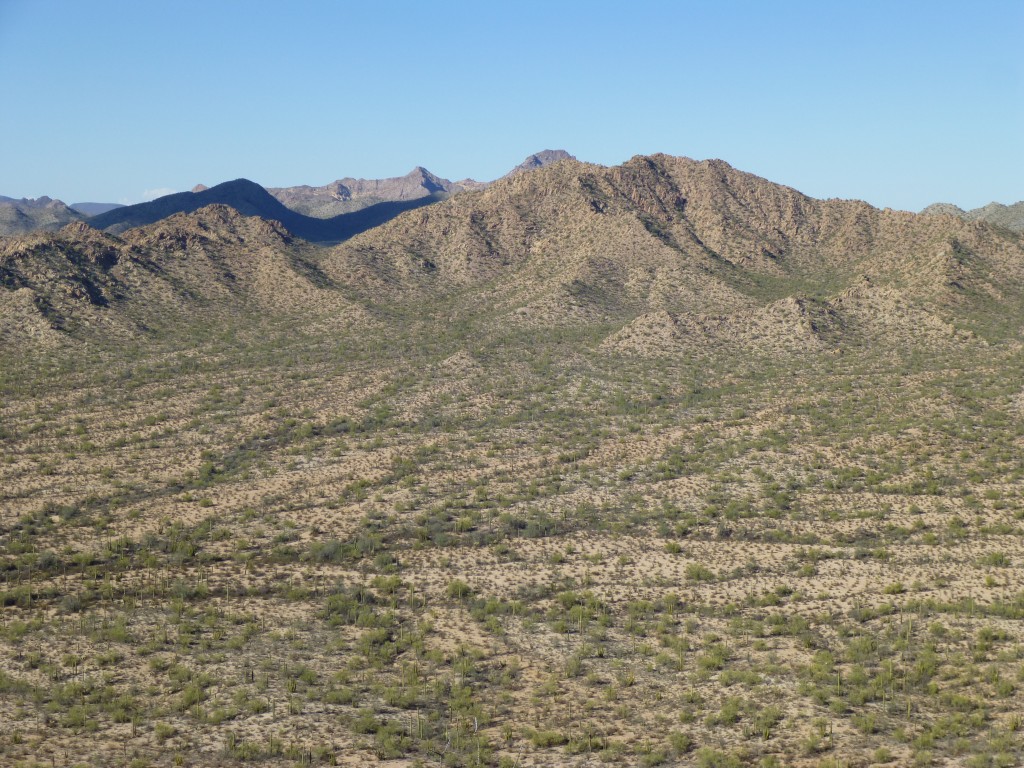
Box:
left=0, top=207, right=356, bottom=347
left=324, top=153, right=1024, bottom=345
left=504, top=148, right=575, bottom=176
left=2, top=154, right=1024, bottom=768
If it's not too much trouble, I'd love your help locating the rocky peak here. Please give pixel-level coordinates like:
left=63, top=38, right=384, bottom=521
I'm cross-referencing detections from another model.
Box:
left=505, top=149, right=575, bottom=177
left=406, top=167, right=448, bottom=194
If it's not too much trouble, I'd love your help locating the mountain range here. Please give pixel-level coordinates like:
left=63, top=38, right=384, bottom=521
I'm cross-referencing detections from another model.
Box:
left=0, top=150, right=574, bottom=239
left=266, top=150, right=574, bottom=218
left=83, top=177, right=451, bottom=245
left=267, top=166, right=474, bottom=219
left=6, top=148, right=1017, bottom=247
left=4, top=152, right=1022, bottom=354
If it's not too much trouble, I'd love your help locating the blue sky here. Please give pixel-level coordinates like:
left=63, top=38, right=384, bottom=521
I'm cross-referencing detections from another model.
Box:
left=0, top=0, right=1020, bottom=210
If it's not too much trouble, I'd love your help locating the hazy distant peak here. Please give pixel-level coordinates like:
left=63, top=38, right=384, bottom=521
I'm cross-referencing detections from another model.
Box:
left=192, top=184, right=209, bottom=193
left=0, top=195, right=57, bottom=208
left=70, top=202, right=125, bottom=217
left=505, top=149, right=575, bottom=177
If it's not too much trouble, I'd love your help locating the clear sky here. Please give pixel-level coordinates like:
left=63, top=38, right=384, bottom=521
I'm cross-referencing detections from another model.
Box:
left=0, top=0, right=1020, bottom=210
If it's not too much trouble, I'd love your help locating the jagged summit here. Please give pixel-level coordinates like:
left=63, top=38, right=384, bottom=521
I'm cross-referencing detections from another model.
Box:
left=268, top=166, right=456, bottom=219
left=2, top=150, right=579, bottom=238
left=58, top=220, right=97, bottom=237
left=0, top=195, right=85, bottom=235
left=318, top=151, right=1024, bottom=348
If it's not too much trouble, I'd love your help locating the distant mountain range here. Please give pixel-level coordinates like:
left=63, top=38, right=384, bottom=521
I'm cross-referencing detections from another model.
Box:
left=267, top=167, right=474, bottom=219
left=921, top=200, right=1024, bottom=232
left=85, top=178, right=452, bottom=245
left=265, top=151, right=573, bottom=219
left=0, top=150, right=574, bottom=240
left=6, top=149, right=1017, bottom=249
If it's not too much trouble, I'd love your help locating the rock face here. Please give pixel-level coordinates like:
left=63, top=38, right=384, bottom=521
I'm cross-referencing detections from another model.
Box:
left=0, top=196, right=85, bottom=236
left=922, top=200, right=1024, bottom=232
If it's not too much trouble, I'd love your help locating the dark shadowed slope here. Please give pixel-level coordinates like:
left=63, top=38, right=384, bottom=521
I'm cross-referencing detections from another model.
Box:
left=86, top=179, right=441, bottom=244
left=70, top=202, right=125, bottom=217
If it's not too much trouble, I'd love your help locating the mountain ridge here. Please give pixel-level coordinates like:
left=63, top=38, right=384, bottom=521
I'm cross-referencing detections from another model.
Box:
left=8, top=152, right=1020, bottom=359
left=266, top=150, right=574, bottom=219
left=0, top=195, right=86, bottom=236
left=922, top=199, right=1024, bottom=232
left=78, top=151, right=578, bottom=242
left=84, top=178, right=443, bottom=245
